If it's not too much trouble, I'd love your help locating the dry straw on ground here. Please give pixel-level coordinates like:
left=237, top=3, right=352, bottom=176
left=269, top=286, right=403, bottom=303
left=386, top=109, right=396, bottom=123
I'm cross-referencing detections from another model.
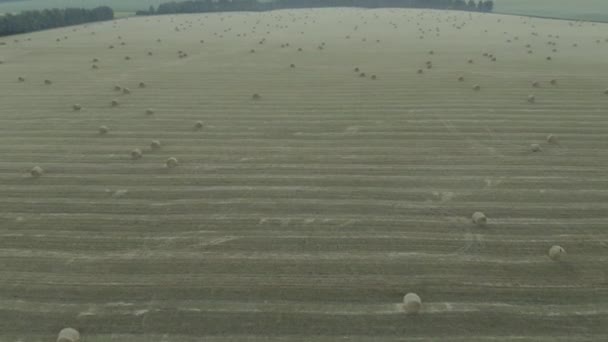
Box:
left=166, top=157, right=179, bottom=168
left=530, top=143, right=542, bottom=152
left=30, top=166, right=44, bottom=178
left=472, top=212, right=487, bottom=226
left=403, top=293, right=422, bottom=314
left=131, top=148, right=143, bottom=160
left=57, top=327, right=80, bottom=342
left=548, top=245, right=566, bottom=261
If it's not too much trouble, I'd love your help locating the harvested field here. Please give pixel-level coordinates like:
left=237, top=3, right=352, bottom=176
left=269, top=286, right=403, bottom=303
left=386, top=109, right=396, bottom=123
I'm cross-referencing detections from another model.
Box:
left=0, top=8, right=607, bottom=341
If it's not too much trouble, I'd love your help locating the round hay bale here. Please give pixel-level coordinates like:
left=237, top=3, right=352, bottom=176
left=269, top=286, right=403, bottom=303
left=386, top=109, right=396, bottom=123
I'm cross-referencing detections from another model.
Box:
left=92, top=64, right=99, bottom=69
left=124, top=56, right=131, bottom=60
left=429, top=50, right=434, bottom=55
left=195, top=121, right=204, bottom=130
left=359, top=72, right=366, bottom=78
left=122, top=87, right=131, bottom=95
left=72, top=104, right=82, bottom=111
left=546, top=56, right=552, bottom=61
left=417, top=69, right=423, bottom=74
left=527, top=94, right=536, bottom=103
left=250, top=49, right=255, bottom=53
left=57, top=327, right=80, bottom=342
left=166, top=157, right=179, bottom=168
left=467, top=59, right=474, bottom=64
left=145, top=108, right=154, bottom=115
left=354, top=67, right=360, bottom=72
left=139, top=82, right=146, bottom=88
left=44, top=79, right=52, bottom=85
left=458, top=76, right=464, bottom=82
left=99, top=125, right=109, bottom=135
left=604, top=88, right=608, bottom=95
left=111, top=99, right=119, bottom=107
left=550, top=79, right=557, bottom=85
left=298, top=48, right=303, bottom=52
left=530, top=143, right=542, bottom=152
left=252, top=93, right=261, bottom=100
left=426, top=64, right=432, bottom=69
left=403, top=293, right=422, bottom=314
left=290, top=63, right=295, bottom=68
left=150, top=140, right=161, bottom=150
left=109, top=45, right=114, bottom=49
left=371, top=75, right=377, bottom=80
left=548, top=245, right=566, bottom=261
left=114, top=85, right=122, bottom=91
left=148, top=51, right=153, bottom=56
left=130, top=148, right=143, bottom=160
left=472, top=212, right=487, bottom=226
left=30, top=166, right=44, bottom=178
left=92, top=58, right=99, bottom=63
left=546, top=134, right=558, bottom=144
left=473, top=84, right=481, bottom=91
left=532, top=81, right=540, bottom=88
left=18, top=76, right=25, bottom=82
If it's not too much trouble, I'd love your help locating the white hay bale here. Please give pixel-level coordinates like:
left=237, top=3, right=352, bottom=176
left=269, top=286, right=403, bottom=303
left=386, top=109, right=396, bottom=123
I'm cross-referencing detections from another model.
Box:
left=148, top=51, right=153, bottom=56
left=92, top=58, right=99, bottom=63
left=403, top=293, right=422, bottom=314
left=111, top=99, right=119, bottom=107
left=527, top=94, right=536, bottom=103
left=145, top=108, right=154, bottom=115
left=195, top=121, right=204, bottom=130
left=99, top=125, right=109, bottom=135
left=150, top=140, right=161, bottom=150
left=371, top=75, right=377, bottom=80
left=290, top=64, right=295, bottom=68
left=530, top=143, right=542, bottom=152
left=122, top=87, right=131, bottom=95
left=166, top=157, right=179, bottom=168
left=458, top=76, right=464, bottom=82
left=532, top=81, right=540, bottom=88
left=467, top=59, right=474, bottom=64
left=546, top=134, right=557, bottom=144
left=472, top=212, right=487, bottom=226
left=92, top=64, right=99, bottom=69
left=44, top=79, right=52, bottom=85
left=550, top=79, right=557, bottom=85
left=131, top=148, right=143, bottom=160
left=124, top=56, right=131, bottom=60
left=604, top=88, right=608, bottom=95
left=72, top=104, right=82, bottom=111
left=57, top=327, right=80, bottom=342
left=114, top=85, right=122, bottom=91
left=30, top=166, right=44, bottom=178
left=139, top=82, right=146, bottom=88
left=252, top=93, right=261, bottom=100
left=473, top=84, right=481, bottom=91
left=548, top=245, right=566, bottom=261
left=359, top=72, right=366, bottom=78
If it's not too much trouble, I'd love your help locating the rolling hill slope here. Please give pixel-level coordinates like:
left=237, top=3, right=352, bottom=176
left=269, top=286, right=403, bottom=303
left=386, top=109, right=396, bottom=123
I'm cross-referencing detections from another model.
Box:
left=1, top=8, right=607, bottom=341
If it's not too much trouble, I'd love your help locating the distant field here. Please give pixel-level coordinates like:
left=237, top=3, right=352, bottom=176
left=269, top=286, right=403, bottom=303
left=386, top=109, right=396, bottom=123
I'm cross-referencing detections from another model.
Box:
left=495, top=0, right=608, bottom=22
left=1, top=7, right=608, bottom=342
left=1, top=0, right=608, bottom=22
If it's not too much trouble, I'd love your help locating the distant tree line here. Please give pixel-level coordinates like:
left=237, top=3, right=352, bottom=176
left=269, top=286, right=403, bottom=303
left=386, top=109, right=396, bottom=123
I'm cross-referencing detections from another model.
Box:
left=137, top=0, right=494, bottom=15
left=0, top=6, right=114, bottom=37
